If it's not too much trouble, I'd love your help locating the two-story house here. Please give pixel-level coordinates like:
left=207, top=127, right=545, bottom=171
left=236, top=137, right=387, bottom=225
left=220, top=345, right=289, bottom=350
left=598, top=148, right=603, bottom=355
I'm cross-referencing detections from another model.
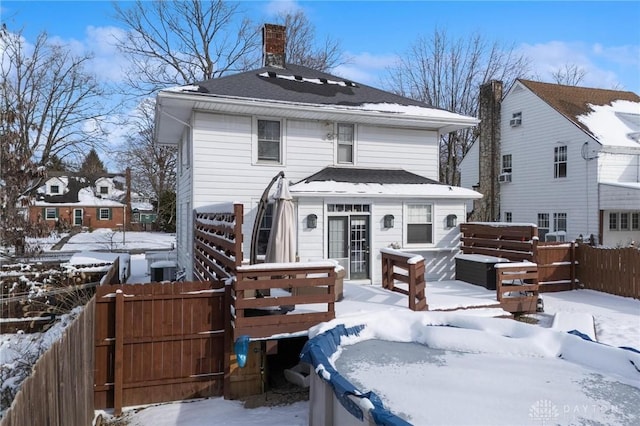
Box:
left=30, top=172, right=130, bottom=231
left=461, top=79, right=640, bottom=247
left=154, top=24, right=481, bottom=283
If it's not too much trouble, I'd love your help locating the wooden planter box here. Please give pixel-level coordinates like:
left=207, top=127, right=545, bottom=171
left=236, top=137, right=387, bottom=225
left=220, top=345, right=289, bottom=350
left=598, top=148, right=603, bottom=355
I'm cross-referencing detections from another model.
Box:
left=293, top=268, right=345, bottom=301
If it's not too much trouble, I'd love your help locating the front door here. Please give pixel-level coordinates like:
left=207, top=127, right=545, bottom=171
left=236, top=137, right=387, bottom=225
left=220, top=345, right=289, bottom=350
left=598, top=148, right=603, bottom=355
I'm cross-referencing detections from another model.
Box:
left=74, top=209, right=83, bottom=226
left=328, top=215, right=370, bottom=280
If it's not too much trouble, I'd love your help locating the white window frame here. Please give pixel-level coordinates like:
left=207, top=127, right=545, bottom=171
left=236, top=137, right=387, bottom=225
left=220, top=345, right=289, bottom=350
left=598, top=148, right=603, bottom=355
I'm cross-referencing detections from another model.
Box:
left=404, top=203, right=433, bottom=246
left=50, top=185, right=60, bottom=194
left=554, top=145, right=567, bottom=178
left=538, top=213, right=549, bottom=239
left=504, top=212, right=512, bottom=223
left=99, top=208, right=110, bottom=221
left=620, top=212, right=630, bottom=230
left=501, top=154, right=512, bottom=174
left=553, top=212, right=567, bottom=232
left=99, top=186, right=109, bottom=195
left=632, top=212, right=639, bottom=230
left=256, top=118, right=282, bottom=164
left=45, top=208, right=57, bottom=220
left=609, top=212, right=618, bottom=230
left=336, top=123, right=355, bottom=164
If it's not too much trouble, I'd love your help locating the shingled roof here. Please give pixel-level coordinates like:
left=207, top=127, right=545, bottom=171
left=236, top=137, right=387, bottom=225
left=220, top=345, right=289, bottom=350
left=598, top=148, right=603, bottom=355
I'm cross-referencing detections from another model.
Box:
left=192, top=63, right=430, bottom=108
left=297, top=167, right=442, bottom=185
left=518, top=79, right=640, bottom=135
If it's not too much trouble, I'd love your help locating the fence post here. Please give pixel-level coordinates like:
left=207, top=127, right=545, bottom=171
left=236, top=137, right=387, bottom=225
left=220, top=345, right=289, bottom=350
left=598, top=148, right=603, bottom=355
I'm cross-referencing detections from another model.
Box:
left=570, top=241, right=576, bottom=290
left=114, top=289, right=124, bottom=416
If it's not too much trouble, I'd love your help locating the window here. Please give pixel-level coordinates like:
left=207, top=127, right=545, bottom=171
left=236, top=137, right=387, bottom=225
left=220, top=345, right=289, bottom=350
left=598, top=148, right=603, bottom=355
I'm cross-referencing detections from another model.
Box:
left=257, top=119, right=281, bottom=162
left=99, top=186, right=109, bottom=195
left=501, top=154, right=512, bottom=174
left=50, top=185, right=60, bottom=194
left=609, top=212, right=618, bottom=230
left=510, top=112, right=522, bottom=127
left=554, top=145, right=567, bottom=178
left=504, top=212, right=512, bottom=223
left=45, top=208, right=57, bottom=220
left=256, top=203, right=274, bottom=255
left=553, top=213, right=567, bottom=232
left=620, top=213, right=630, bottom=230
left=538, top=213, right=549, bottom=240
left=632, top=213, right=639, bottom=230
left=337, top=123, right=354, bottom=163
left=406, top=204, right=432, bottom=244
left=99, top=208, right=110, bottom=220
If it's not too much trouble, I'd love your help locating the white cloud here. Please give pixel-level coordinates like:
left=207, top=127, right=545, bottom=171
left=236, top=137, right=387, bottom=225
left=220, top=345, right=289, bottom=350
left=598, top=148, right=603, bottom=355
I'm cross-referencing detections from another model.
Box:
left=518, top=41, right=638, bottom=91
left=332, top=52, right=397, bottom=87
left=263, top=0, right=302, bottom=16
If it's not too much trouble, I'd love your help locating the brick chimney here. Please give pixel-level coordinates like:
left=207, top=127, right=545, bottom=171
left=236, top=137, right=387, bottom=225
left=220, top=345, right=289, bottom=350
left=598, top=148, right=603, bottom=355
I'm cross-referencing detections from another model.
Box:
left=263, top=24, right=286, bottom=68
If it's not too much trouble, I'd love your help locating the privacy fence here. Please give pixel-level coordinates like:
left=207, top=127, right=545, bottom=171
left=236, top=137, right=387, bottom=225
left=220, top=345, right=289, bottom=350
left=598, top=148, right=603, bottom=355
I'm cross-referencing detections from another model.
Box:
left=576, top=245, right=639, bottom=299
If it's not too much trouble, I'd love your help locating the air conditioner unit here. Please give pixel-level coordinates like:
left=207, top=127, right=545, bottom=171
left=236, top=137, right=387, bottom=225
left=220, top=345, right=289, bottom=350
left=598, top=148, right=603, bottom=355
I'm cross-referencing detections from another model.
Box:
left=545, top=232, right=566, bottom=242
left=498, top=173, right=512, bottom=183
left=509, top=118, right=522, bottom=127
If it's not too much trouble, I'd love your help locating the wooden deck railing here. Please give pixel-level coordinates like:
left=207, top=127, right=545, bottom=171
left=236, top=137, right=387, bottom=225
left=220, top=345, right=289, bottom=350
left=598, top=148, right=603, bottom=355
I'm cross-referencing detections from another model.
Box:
left=381, top=248, right=427, bottom=311
left=230, top=262, right=337, bottom=340
left=495, top=262, right=539, bottom=314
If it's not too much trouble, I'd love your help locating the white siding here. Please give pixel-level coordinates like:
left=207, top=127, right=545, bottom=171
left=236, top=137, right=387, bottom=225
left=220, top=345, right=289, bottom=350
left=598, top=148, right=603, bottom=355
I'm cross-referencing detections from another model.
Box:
left=598, top=151, right=640, bottom=182
left=499, top=84, right=600, bottom=241
left=177, top=128, right=193, bottom=279
left=459, top=141, right=479, bottom=212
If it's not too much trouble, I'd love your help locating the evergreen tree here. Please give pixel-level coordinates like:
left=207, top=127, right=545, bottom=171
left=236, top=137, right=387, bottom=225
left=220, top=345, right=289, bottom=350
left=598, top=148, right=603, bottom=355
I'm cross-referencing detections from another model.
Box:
left=79, top=148, right=107, bottom=182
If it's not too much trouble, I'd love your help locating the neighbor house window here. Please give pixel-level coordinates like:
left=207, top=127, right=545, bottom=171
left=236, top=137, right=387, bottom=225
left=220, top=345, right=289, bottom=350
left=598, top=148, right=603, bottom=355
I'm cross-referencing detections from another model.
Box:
left=620, top=213, right=630, bottom=230
left=337, top=123, right=354, bottom=164
left=99, top=186, right=109, bottom=195
left=256, top=203, right=274, bottom=255
left=538, top=213, right=549, bottom=240
left=632, top=213, right=639, bottom=230
left=98, top=208, right=111, bottom=220
left=406, top=204, right=433, bottom=244
left=553, top=213, right=567, bottom=232
left=609, top=212, right=618, bottom=230
left=257, top=119, right=281, bottom=163
left=554, top=145, right=567, bottom=178
left=50, top=185, right=60, bottom=194
left=45, top=208, right=57, bottom=220
left=501, top=154, right=512, bottom=174
left=504, top=212, right=512, bottom=222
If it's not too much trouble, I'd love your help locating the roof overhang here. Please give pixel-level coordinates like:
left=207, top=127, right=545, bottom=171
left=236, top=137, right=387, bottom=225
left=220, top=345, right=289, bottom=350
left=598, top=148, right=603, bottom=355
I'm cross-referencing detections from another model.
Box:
left=154, top=91, right=479, bottom=146
left=289, top=181, right=483, bottom=200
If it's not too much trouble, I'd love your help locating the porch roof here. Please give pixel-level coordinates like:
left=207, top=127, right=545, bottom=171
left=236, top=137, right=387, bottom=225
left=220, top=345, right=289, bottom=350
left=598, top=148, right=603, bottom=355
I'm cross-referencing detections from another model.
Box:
left=599, top=181, right=640, bottom=210
left=289, top=167, right=482, bottom=199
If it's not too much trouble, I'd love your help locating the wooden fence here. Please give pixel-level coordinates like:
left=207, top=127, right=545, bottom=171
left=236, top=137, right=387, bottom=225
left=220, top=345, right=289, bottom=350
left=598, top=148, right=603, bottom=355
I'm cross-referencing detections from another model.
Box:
left=495, top=262, right=539, bottom=314
left=577, top=245, right=639, bottom=299
left=0, top=299, right=95, bottom=426
left=381, top=249, right=427, bottom=311
left=93, top=281, right=227, bottom=415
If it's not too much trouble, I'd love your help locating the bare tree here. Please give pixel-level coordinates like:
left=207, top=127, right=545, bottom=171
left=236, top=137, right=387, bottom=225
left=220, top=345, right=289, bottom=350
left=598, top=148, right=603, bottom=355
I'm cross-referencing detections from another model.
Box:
left=385, top=28, right=530, bottom=185
left=112, top=0, right=262, bottom=94
left=550, top=63, right=587, bottom=86
left=274, top=10, right=345, bottom=72
left=1, top=25, right=106, bottom=248
left=118, top=99, right=176, bottom=215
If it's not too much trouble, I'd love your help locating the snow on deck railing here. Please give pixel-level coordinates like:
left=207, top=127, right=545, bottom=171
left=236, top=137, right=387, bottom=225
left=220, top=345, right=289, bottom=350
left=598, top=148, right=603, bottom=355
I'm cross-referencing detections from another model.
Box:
left=380, top=247, right=424, bottom=265
left=195, top=202, right=241, bottom=214
left=236, top=260, right=337, bottom=271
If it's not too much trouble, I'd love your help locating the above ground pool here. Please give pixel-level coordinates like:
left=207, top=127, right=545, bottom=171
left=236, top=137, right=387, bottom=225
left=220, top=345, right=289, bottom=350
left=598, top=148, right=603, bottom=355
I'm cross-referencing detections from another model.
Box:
left=301, top=310, right=640, bottom=426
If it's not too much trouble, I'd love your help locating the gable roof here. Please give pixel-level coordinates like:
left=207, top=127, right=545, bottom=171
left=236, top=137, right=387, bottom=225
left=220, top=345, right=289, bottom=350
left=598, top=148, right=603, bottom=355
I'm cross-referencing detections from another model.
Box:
left=289, top=167, right=482, bottom=199
left=155, top=64, right=479, bottom=145
left=517, top=79, right=640, bottom=147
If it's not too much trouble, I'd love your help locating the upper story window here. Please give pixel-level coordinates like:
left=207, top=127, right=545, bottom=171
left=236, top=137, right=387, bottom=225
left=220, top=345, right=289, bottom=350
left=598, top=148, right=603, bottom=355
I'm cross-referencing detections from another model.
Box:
left=554, top=145, right=567, bottom=178
left=257, top=119, right=281, bottom=163
left=501, top=154, right=512, bottom=174
left=337, top=123, right=354, bottom=164
left=509, top=112, right=522, bottom=127
left=406, top=204, right=433, bottom=245
left=50, top=185, right=60, bottom=194
left=99, top=186, right=109, bottom=195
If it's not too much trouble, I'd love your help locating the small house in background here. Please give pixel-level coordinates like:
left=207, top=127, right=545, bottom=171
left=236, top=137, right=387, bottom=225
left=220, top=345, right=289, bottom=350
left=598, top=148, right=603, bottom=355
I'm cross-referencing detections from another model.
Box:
left=29, top=171, right=131, bottom=231
left=461, top=79, right=640, bottom=247
left=154, top=24, right=482, bottom=283
left=130, top=192, right=157, bottom=231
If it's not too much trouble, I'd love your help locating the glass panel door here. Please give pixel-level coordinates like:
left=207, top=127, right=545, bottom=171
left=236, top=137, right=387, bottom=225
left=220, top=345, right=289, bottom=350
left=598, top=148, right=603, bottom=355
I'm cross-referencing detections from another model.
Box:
left=74, top=209, right=83, bottom=226
left=328, top=216, right=349, bottom=275
left=349, top=215, right=369, bottom=280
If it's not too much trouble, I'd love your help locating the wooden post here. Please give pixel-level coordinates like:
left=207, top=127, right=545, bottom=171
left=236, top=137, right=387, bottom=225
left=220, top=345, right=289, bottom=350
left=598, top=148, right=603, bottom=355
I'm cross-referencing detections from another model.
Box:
left=570, top=241, right=576, bottom=290
left=114, top=289, right=124, bottom=416
left=223, top=283, right=232, bottom=400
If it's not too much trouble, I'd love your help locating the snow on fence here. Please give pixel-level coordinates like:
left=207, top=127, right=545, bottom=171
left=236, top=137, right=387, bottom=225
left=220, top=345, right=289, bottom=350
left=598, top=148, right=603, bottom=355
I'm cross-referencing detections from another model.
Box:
left=381, top=248, right=427, bottom=311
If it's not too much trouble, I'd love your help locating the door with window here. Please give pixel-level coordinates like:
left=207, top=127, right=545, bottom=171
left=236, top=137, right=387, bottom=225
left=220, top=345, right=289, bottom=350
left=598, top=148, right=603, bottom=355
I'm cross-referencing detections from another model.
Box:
left=74, top=209, right=83, bottom=226
left=328, top=214, right=370, bottom=280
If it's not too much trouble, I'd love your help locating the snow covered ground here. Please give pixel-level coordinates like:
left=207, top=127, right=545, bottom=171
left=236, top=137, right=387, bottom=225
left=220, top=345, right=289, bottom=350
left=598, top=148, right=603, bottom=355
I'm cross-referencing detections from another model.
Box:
left=2, top=230, right=639, bottom=425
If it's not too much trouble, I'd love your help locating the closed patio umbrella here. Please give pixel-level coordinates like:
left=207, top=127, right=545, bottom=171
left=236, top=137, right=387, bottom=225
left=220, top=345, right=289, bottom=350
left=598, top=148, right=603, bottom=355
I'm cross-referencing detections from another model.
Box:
left=265, top=177, right=296, bottom=263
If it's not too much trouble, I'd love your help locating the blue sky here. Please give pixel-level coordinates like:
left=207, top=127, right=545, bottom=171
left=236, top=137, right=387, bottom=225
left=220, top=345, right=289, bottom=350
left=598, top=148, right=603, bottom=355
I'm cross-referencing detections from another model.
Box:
left=2, top=0, right=639, bottom=93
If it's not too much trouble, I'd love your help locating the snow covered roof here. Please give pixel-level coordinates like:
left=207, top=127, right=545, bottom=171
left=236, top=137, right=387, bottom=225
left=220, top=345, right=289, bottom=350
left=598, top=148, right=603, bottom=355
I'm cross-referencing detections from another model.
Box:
left=34, top=175, right=126, bottom=207
left=518, top=79, right=640, bottom=148
left=599, top=181, right=640, bottom=190
left=290, top=167, right=482, bottom=199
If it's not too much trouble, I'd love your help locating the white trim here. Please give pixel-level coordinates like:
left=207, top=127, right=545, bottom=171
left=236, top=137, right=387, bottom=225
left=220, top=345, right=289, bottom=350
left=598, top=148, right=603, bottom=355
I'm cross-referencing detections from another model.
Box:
left=253, top=116, right=285, bottom=166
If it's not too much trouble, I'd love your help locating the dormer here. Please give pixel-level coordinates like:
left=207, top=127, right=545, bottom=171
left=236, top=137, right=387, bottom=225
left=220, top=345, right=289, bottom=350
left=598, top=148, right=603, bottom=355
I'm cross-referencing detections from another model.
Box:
left=45, top=176, right=68, bottom=196
left=95, top=177, right=115, bottom=197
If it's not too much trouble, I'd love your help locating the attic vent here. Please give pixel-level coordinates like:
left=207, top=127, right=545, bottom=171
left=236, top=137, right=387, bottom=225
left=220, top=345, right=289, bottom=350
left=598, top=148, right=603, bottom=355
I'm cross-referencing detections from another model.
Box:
left=267, top=71, right=276, bottom=78
left=320, top=78, right=328, bottom=84
left=344, top=80, right=356, bottom=87
left=294, top=75, right=303, bottom=81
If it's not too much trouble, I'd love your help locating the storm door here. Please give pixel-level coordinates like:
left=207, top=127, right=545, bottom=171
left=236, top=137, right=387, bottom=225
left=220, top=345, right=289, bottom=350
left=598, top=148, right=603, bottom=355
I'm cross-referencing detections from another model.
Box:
left=74, top=208, right=83, bottom=226
left=327, top=210, right=370, bottom=280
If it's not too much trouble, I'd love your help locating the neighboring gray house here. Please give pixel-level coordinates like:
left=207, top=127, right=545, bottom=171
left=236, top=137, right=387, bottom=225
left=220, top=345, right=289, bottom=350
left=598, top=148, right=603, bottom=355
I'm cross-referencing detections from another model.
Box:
left=154, top=24, right=481, bottom=283
left=460, top=79, right=640, bottom=247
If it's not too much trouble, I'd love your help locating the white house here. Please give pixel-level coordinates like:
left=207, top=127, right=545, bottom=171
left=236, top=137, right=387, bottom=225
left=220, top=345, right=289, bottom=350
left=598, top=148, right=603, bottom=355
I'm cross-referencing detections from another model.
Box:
left=460, top=79, right=640, bottom=247
left=154, top=24, right=481, bottom=283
